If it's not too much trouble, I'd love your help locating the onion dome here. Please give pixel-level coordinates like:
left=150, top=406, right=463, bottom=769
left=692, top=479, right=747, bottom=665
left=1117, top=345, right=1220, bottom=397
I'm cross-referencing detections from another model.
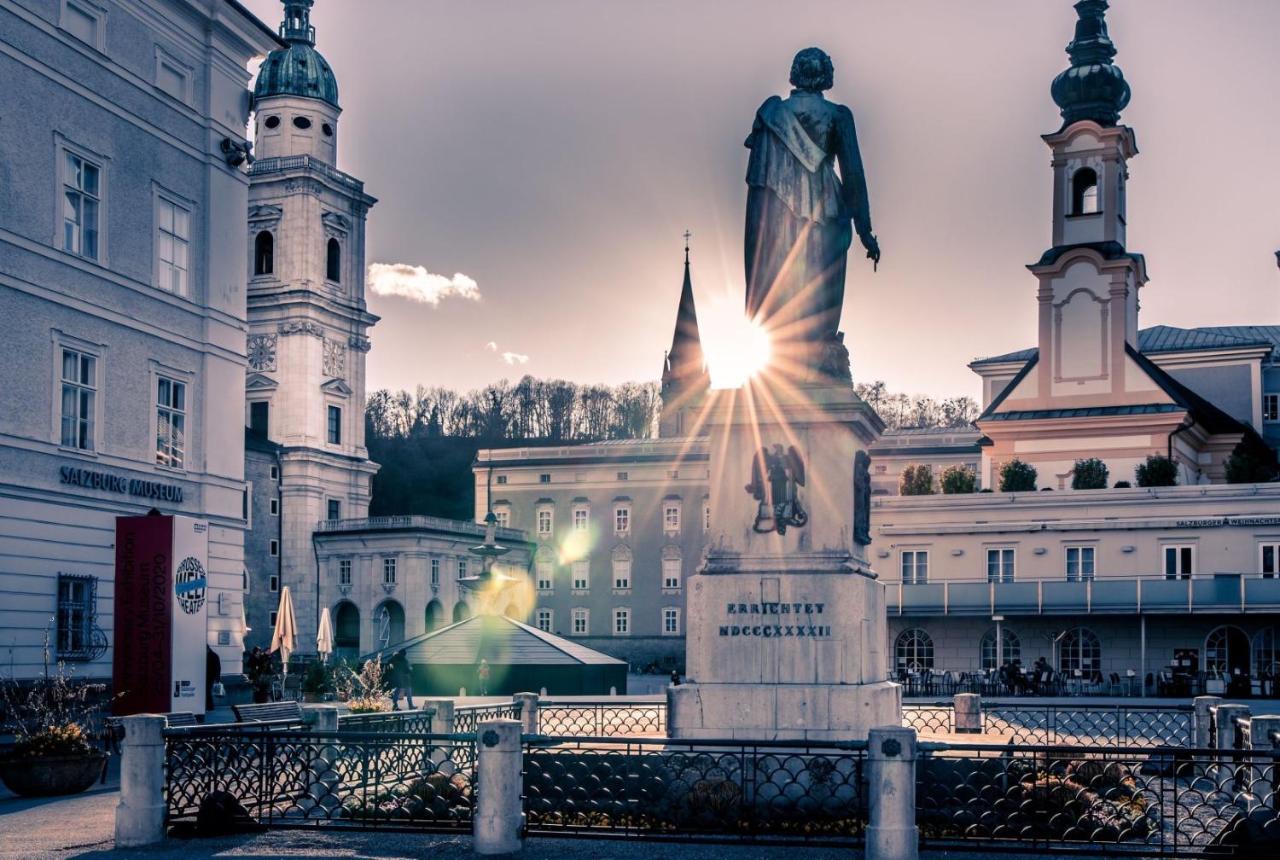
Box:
left=1050, top=0, right=1130, bottom=128
left=253, top=1, right=339, bottom=109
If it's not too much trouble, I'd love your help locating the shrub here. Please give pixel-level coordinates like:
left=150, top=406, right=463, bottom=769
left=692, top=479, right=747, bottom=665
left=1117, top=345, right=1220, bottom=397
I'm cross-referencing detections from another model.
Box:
left=335, top=657, right=390, bottom=712
left=899, top=464, right=935, bottom=496
left=1135, top=455, right=1177, bottom=487
left=940, top=464, right=977, bottom=494
left=1113, top=480, right=1131, bottom=488
left=0, top=627, right=111, bottom=761
left=998, top=459, right=1037, bottom=492
left=1071, top=457, right=1109, bottom=490
left=1224, top=439, right=1279, bottom=484
left=301, top=660, right=333, bottom=696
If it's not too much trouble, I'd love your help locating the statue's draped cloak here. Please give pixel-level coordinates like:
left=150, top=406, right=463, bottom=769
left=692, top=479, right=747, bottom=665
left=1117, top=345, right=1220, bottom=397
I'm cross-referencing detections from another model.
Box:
left=744, top=95, right=871, bottom=349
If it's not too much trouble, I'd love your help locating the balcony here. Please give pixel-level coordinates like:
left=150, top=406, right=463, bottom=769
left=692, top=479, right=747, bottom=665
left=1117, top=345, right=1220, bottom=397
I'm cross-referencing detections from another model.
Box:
left=885, top=574, right=1280, bottom=616
left=315, top=515, right=528, bottom=544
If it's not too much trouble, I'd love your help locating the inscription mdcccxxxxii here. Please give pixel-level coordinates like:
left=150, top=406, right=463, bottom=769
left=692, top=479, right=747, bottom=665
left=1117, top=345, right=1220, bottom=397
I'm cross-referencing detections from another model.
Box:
left=719, top=601, right=831, bottom=638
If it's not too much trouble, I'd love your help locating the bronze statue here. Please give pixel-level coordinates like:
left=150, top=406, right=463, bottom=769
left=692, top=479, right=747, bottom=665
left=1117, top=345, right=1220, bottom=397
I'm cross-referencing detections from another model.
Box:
left=744, top=47, right=879, bottom=380
left=746, top=444, right=807, bottom=535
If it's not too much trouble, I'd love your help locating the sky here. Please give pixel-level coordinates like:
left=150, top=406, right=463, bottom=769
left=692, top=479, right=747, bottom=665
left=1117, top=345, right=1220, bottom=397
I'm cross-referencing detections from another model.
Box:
left=240, top=0, right=1280, bottom=402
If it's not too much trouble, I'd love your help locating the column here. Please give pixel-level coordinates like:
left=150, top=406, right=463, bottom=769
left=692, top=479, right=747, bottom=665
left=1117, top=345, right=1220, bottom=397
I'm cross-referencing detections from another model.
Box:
left=473, top=719, right=523, bottom=855
left=867, top=726, right=919, bottom=860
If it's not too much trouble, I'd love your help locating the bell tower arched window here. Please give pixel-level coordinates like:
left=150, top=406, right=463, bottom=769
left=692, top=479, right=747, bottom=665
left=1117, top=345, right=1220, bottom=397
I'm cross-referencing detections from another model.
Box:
left=254, top=231, right=274, bottom=276
left=326, top=238, right=341, bottom=283
left=1071, top=167, right=1100, bottom=215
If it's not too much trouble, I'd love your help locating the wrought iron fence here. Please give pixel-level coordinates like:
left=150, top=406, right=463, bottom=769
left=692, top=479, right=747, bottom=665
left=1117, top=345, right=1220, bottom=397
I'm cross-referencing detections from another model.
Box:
left=917, top=742, right=1279, bottom=854
left=163, top=728, right=474, bottom=831
left=523, top=736, right=868, bottom=844
left=903, top=704, right=954, bottom=735
left=455, top=702, right=522, bottom=734
left=338, top=708, right=435, bottom=734
left=538, top=701, right=666, bottom=736
left=983, top=704, right=1192, bottom=747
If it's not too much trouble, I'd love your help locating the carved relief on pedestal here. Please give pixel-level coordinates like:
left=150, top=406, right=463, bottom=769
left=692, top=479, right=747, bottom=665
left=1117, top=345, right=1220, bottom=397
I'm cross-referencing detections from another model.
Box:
left=278, top=320, right=325, bottom=338
left=323, top=338, right=346, bottom=379
left=247, top=333, right=277, bottom=372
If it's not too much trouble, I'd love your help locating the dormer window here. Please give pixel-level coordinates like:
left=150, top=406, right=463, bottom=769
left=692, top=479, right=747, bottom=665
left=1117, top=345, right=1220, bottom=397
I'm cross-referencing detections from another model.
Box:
left=326, top=238, right=341, bottom=282
left=1071, top=167, right=1099, bottom=215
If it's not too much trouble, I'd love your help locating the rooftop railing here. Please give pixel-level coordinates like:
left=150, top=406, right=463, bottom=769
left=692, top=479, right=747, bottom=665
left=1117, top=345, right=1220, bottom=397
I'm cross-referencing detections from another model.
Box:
left=315, top=515, right=527, bottom=543
left=884, top=572, right=1280, bottom=616
left=249, top=154, right=364, bottom=193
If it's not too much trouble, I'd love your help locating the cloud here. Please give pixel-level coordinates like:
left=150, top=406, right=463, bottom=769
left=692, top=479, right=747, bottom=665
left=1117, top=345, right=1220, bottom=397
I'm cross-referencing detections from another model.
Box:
left=366, top=263, right=480, bottom=306
left=485, top=341, right=529, bottom=365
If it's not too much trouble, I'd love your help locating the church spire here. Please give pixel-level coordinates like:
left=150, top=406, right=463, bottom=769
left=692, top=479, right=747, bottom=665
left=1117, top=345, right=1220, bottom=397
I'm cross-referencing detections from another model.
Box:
left=1051, top=0, right=1130, bottom=129
left=659, top=233, right=709, bottom=437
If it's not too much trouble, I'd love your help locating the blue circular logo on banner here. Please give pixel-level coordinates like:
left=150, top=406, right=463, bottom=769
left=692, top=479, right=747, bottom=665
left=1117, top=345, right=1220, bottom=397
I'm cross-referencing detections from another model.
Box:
left=175, top=556, right=207, bottom=615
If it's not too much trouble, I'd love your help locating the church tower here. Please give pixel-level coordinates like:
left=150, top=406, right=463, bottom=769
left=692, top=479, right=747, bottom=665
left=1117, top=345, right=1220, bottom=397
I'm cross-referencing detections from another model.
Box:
left=659, top=236, right=709, bottom=437
left=246, top=0, right=378, bottom=644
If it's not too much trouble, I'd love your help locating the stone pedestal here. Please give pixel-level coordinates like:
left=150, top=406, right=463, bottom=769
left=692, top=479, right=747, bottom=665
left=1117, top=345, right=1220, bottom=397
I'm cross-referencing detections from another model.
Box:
left=669, top=378, right=900, bottom=740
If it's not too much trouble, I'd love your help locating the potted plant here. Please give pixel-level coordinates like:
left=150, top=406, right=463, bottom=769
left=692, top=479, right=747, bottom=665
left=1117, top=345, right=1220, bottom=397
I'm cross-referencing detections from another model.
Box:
left=0, top=638, right=111, bottom=797
left=337, top=657, right=391, bottom=714
left=300, top=660, right=333, bottom=703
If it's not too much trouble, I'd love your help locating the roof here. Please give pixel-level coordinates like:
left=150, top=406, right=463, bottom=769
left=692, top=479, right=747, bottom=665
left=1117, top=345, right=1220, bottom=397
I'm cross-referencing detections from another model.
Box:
left=223, top=0, right=286, bottom=46
left=244, top=426, right=281, bottom=454
left=982, top=404, right=1182, bottom=421
left=373, top=613, right=627, bottom=667
left=253, top=2, right=339, bottom=107
left=972, top=324, right=1276, bottom=368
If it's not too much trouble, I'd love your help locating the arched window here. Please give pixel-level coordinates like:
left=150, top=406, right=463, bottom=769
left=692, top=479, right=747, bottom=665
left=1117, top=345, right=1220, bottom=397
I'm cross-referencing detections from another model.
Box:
left=333, top=601, right=360, bottom=661
left=453, top=601, right=471, bottom=623
left=326, top=237, right=341, bottom=282
left=1205, top=625, right=1250, bottom=676
left=1059, top=627, right=1101, bottom=676
left=254, top=231, right=273, bottom=276
left=1071, top=167, right=1100, bottom=215
left=375, top=600, right=405, bottom=651
left=1253, top=627, right=1279, bottom=678
left=895, top=628, right=934, bottom=672
left=980, top=627, right=1021, bottom=670
left=424, top=599, right=444, bottom=633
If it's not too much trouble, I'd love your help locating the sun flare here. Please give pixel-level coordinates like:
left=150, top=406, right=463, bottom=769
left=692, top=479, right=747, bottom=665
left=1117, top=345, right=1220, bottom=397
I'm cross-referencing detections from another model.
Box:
left=702, top=299, right=772, bottom=389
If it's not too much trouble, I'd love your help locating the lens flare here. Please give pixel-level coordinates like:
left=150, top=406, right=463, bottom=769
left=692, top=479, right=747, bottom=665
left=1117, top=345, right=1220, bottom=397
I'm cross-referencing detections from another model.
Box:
left=702, top=298, right=772, bottom=389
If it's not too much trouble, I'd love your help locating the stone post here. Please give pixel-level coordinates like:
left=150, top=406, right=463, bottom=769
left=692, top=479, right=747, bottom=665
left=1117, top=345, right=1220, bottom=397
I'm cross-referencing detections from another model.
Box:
left=1211, top=703, right=1250, bottom=781
left=422, top=698, right=455, bottom=733
left=867, top=726, right=919, bottom=860
left=953, top=693, right=981, bottom=734
left=474, top=719, right=523, bottom=856
left=513, top=692, right=539, bottom=735
left=115, top=715, right=167, bottom=848
left=301, top=706, right=341, bottom=815
left=1193, top=696, right=1222, bottom=749
left=1246, top=715, right=1280, bottom=812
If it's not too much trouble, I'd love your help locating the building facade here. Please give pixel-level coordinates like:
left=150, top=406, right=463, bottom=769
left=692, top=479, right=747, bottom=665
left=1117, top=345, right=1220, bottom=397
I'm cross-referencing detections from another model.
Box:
left=0, top=0, right=277, bottom=681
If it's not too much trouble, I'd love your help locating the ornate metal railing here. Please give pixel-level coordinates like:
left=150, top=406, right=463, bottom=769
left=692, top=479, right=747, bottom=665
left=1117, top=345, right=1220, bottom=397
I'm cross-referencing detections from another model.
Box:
left=163, top=728, right=474, bottom=830
left=917, top=742, right=1279, bottom=854
left=338, top=708, right=435, bottom=734
left=902, top=705, right=954, bottom=735
left=523, top=736, right=868, bottom=844
left=538, top=701, right=666, bottom=736
left=983, top=704, right=1192, bottom=747
left=314, top=514, right=526, bottom=543
left=455, top=702, right=522, bottom=734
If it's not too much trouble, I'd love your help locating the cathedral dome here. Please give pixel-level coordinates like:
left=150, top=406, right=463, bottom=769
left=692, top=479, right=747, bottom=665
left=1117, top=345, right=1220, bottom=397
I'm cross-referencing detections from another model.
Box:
left=1050, top=0, right=1129, bottom=128
left=253, top=1, right=339, bottom=109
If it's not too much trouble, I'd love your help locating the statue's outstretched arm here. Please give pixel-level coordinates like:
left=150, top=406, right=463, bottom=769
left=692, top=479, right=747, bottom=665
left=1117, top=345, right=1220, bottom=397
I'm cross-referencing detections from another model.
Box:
left=835, top=105, right=874, bottom=243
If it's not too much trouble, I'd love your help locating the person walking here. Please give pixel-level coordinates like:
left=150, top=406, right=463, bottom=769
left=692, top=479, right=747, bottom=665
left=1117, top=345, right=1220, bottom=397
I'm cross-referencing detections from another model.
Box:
left=389, top=649, right=414, bottom=710
left=477, top=659, right=491, bottom=696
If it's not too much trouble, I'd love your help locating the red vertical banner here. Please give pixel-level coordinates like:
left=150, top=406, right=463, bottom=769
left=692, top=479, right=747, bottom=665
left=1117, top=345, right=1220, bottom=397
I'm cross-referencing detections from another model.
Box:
left=113, top=515, right=174, bottom=715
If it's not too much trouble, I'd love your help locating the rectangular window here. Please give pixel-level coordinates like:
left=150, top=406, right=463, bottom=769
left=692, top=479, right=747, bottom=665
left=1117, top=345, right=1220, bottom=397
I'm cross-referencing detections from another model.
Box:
left=62, top=1, right=102, bottom=46
left=663, top=607, right=680, bottom=635
left=430, top=558, right=440, bottom=587
left=269, top=498, right=279, bottom=516
left=986, top=548, right=1015, bottom=583
left=1262, top=543, right=1280, bottom=578
left=249, top=401, right=269, bottom=438
left=327, top=405, right=342, bottom=445
left=572, top=560, right=589, bottom=591
left=1266, top=394, right=1280, bottom=423
left=539, top=473, right=551, bottom=484
left=537, top=508, right=553, bottom=536
left=56, top=573, right=96, bottom=659
left=269, top=539, right=279, bottom=556
left=573, top=508, right=589, bottom=531
left=495, top=475, right=507, bottom=484
left=155, top=56, right=189, bottom=102
left=270, top=610, right=278, bottom=627
left=571, top=608, right=589, bottom=636
left=901, top=550, right=928, bottom=585
left=613, top=559, right=631, bottom=590
left=270, top=465, right=279, bottom=481
left=457, top=559, right=468, bottom=580
left=63, top=151, right=100, bottom=260
left=536, top=608, right=553, bottom=633
left=536, top=560, right=553, bottom=591
left=155, top=376, right=186, bottom=468
left=156, top=197, right=190, bottom=296
left=338, top=559, right=351, bottom=586
left=664, top=504, right=681, bottom=533
left=383, top=557, right=397, bottom=585
left=616, top=471, right=629, bottom=481
left=269, top=574, right=279, bottom=592
left=613, top=608, right=630, bottom=636
left=327, top=499, right=341, bottom=521
left=662, top=558, right=681, bottom=590
left=59, top=348, right=96, bottom=450
left=1065, top=546, right=1096, bottom=582
left=1163, top=545, right=1194, bottom=580
left=494, top=509, right=510, bottom=528
left=614, top=506, right=630, bottom=535
left=703, top=503, right=711, bottom=532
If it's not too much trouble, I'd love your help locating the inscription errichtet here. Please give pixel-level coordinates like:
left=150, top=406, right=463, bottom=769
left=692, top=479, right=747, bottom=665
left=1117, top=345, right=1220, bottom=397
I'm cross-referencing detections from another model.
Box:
left=718, top=600, right=831, bottom=638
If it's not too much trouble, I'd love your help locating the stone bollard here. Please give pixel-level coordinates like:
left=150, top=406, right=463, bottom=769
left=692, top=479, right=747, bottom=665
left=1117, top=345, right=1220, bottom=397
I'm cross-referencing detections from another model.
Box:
left=1246, top=714, right=1280, bottom=810
left=513, top=692, right=539, bottom=735
left=1211, top=703, right=1250, bottom=781
left=867, top=726, right=919, bottom=860
left=953, top=693, right=981, bottom=734
left=1193, top=696, right=1222, bottom=748
left=422, top=698, right=455, bottom=733
left=474, top=719, right=523, bottom=855
left=115, top=715, right=167, bottom=848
